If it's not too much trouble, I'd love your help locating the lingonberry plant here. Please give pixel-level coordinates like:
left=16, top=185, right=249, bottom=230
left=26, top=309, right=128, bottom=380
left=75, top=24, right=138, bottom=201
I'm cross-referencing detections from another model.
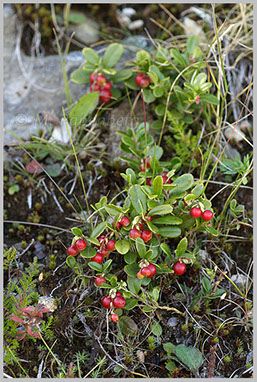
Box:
left=65, top=145, right=217, bottom=322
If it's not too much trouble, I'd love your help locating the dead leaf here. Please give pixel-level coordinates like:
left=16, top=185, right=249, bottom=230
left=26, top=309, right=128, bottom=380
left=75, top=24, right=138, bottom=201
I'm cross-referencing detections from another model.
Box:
left=26, top=160, right=44, bottom=174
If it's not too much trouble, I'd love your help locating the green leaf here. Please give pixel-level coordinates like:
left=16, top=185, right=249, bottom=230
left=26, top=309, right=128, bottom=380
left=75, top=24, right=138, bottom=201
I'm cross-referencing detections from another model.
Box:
left=186, top=36, right=199, bottom=54
left=86, top=237, right=100, bottom=246
left=80, top=247, right=96, bottom=259
left=136, top=238, right=146, bottom=258
left=124, top=264, right=140, bottom=277
left=153, top=216, right=182, bottom=225
left=153, top=87, right=164, bottom=97
left=102, top=43, right=124, bottom=68
left=175, top=344, right=204, bottom=373
left=8, top=184, right=19, bottom=195
left=142, top=88, right=156, bottom=103
left=151, top=322, right=162, bottom=337
left=160, top=243, right=172, bottom=258
left=71, top=227, right=83, bottom=237
left=124, top=298, right=138, bottom=310
left=152, top=176, right=163, bottom=197
left=103, top=259, right=112, bottom=271
left=82, top=48, right=100, bottom=65
left=88, top=262, right=103, bottom=272
left=146, top=145, right=163, bottom=160
left=70, top=68, right=90, bottom=84
left=175, top=237, right=188, bottom=256
left=158, top=227, right=181, bottom=238
left=136, top=49, right=151, bottom=61
left=164, top=342, right=176, bottom=354
left=148, top=205, right=173, bottom=216
left=127, top=276, right=142, bottom=294
left=129, top=185, right=147, bottom=214
left=169, top=174, right=194, bottom=195
left=90, top=221, right=106, bottom=238
left=70, top=92, right=99, bottom=128
left=200, top=93, right=220, bottom=105
left=124, top=252, right=137, bottom=264
left=66, top=255, right=77, bottom=268
left=45, top=163, right=62, bottom=177
left=202, top=277, right=212, bottom=294
left=171, top=49, right=187, bottom=66
left=115, top=239, right=130, bottom=254
left=205, top=225, right=219, bottom=237
left=112, top=69, right=133, bottom=83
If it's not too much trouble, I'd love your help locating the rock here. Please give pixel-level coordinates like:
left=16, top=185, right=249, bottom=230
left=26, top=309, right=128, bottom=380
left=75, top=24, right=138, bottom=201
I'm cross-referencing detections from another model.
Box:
left=69, top=15, right=99, bottom=45
left=128, top=20, right=144, bottom=30
left=3, top=5, right=149, bottom=147
left=108, top=100, right=153, bottom=161
left=183, top=17, right=207, bottom=44
left=3, top=7, right=86, bottom=146
left=167, top=317, right=178, bottom=328
left=224, top=125, right=246, bottom=143
left=230, top=274, right=249, bottom=290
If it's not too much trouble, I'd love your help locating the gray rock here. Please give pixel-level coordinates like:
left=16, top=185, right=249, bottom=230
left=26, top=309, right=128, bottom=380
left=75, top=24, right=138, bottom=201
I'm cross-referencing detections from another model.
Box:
left=3, top=5, right=150, bottom=148
left=69, top=15, right=99, bottom=45
left=167, top=317, right=178, bottom=328
left=3, top=8, right=86, bottom=145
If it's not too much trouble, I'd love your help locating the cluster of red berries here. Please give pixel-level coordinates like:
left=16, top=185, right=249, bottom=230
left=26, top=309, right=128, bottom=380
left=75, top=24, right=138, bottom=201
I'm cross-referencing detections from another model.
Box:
left=137, top=263, right=156, bottom=279
left=135, top=73, right=152, bottom=88
left=67, top=238, right=87, bottom=257
left=101, top=291, right=126, bottom=322
left=89, top=73, right=112, bottom=102
left=190, top=207, right=214, bottom=222
left=90, top=233, right=117, bottom=264
left=139, top=157, right=171, bottom=186
left=113, top=215, right=153, bottom=243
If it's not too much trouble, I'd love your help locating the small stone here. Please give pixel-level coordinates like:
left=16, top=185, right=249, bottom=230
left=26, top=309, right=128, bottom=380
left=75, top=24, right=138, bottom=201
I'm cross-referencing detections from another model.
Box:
left=230, top=274, right=249, bottom=290
left=167, top=317, right=178, bottom=328
left=128, top=20, right=144, bottom=30
left=70, top=16, right=99, bottom=45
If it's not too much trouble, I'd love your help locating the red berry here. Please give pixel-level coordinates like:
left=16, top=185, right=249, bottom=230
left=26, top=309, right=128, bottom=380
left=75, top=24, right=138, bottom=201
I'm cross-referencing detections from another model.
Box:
left=89, top=73, right=96, bottom=84
left=135, top=73, right=144, bottom=86
left=190, top=207, right=202, bottom=218
left=67, top=246, right=78, bottom=256
left=116, top=292, right=123, bottom=297
left=129, top=228, right=141, bottom=240
left=141, top=266, right=151, bottom=277
left=139, top=222, right=145, bottom=231
left=146, top=156, right=151, bottom=168
left=113, top=221, right=122, bottom=230
left=102, top=296, right=112, bottom=309
left=107, top=240, right=116, bottom=251
left=96, top=74, right=106, bottom=86
left=95, top=276, right=106, bottom=286
left=90, top=83, right=101, bottom=92
left=141, top=230, right=152, bottom=242
left=137, top=271, right=144, bottom=279
left=91, top=252, right=104, bottom=263
left=111, top=313, right=119, bottom=322
left=103, top=81, right=112, bottom=90
left=99, top=89, right=112, bottom=102
left=145, top=215, right=152, bottom=222
left=148, top=263, right=157, bottom=277
left=97, top=234, right=105, bottom=243
left=139, top=78, right=150, bottom=88
left=202, top=210, right=214, bottom=222
left=140, top=163, right=145, bottom=172
left=173, top=261, right=186, bottom=276
left=121, top=217, right=130, bottom=227
left=146, top=178, right=152, bottom=186
left=74, top=239, right=87, bottom=251
left=113, top=296, right=126, bottom=309
left=100, top=248, right=109, bottom=257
